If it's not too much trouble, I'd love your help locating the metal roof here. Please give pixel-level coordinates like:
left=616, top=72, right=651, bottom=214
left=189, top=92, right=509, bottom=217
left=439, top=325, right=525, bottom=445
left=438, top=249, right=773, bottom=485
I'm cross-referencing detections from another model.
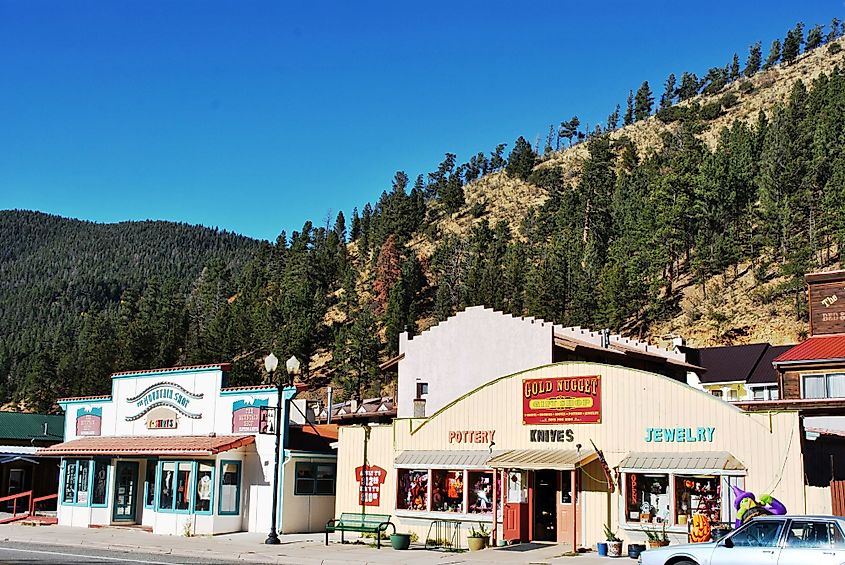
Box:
left=618, top=451, right=745, bottom=473
left=487, top=449, right=596, bottom=470
left=0, top=412, right=64, bottom=442
left=395, top=450, right=492, bottom=469
left=37, top=435, right=254, bottom=457
left=774, top=335, right=845, bottom=364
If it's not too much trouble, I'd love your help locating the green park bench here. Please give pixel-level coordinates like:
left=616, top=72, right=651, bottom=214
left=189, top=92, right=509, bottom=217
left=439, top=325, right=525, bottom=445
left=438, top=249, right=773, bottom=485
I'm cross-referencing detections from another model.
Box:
left=325, top=512, right=395, bottom=548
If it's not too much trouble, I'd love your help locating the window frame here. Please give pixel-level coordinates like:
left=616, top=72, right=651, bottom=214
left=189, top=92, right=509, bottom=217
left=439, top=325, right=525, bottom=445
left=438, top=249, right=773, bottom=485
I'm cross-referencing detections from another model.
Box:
left=144, top=460, right=157, bottom=509
left=395, top=468, right=496, bottom=517
left=802, top=372, right=845, bottom=400
left=156, top=460, right=192, bottom=514
left=293, top=461, right=336, bottom=496
left=61, top=458, right=94, bottom=507
left=90, top=459, right=110, bottom=508
left=193, top=460, right=215, bottom=515
left=218, top=459, right=242, bottom=516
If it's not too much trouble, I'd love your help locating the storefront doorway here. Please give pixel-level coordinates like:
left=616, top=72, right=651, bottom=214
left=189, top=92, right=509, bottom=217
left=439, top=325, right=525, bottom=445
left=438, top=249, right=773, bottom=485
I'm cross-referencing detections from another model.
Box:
left=113, top=461, right=138, bottom=523
left=533, top=470, right=557, bottom=541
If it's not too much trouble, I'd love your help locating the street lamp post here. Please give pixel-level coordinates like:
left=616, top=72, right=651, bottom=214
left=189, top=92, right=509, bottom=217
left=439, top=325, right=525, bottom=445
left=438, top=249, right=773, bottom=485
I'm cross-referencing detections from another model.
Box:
left=264, top=353, right=300, bottom=545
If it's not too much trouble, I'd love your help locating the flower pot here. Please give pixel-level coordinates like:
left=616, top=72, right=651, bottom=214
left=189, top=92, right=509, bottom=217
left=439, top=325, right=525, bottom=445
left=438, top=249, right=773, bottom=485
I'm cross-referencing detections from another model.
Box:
left=628, top=543, right=645, bottom=559
left=467, top=536, right=488, bottom=551
left=607, top=540, right=623, bottom=557
left=596, top=542, right=608, bottom=556
left=390, top=533, right=412, bottom=550
left=647, top=539, right=670, bottom=549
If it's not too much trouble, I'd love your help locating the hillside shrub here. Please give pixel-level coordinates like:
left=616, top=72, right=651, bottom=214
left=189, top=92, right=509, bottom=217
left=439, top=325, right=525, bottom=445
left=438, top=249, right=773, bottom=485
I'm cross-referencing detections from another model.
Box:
left=738, top=80, right=753, bottom=94
left=720, top=92, right=739, bottom=109
left=700, top=101, right=722, bottom=120
left=830, top=43, right=843, bottom=55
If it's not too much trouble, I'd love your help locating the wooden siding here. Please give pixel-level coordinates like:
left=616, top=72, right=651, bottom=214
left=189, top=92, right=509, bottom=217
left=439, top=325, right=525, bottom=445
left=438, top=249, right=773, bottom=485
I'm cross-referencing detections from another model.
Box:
left=809, top=280, right=845, bottom=335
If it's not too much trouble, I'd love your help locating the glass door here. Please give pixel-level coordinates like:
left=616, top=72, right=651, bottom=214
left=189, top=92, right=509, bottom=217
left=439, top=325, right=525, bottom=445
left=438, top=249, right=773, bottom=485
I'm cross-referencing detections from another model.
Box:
left=112, top=461, right=138, bottom=522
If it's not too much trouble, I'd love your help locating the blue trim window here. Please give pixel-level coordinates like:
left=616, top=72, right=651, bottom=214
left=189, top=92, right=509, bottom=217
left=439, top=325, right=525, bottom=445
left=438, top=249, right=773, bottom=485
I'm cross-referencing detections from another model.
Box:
left=218, top=460, right=241, bottom=515
left=194, top=461, right=214, bottom=514
left=157, top=461, right=193, bottom=513
left=91, top=459, right=109, bottom=507
left=62, top=459, right=92, bottom=505
left=294, top=462, right=336, bottom=495
left=144, top=460, right=157, bottom=508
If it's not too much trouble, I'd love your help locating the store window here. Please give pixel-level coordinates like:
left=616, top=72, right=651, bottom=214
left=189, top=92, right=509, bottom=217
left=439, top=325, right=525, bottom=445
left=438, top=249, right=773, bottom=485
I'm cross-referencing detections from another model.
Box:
left=194, top=461, right=214, bottom=513
left=145, top=461, right=157, bottom=508
left=63, top=460, right=77, bottom=503
left=625, top=473, right=669, bottom=523
left=432, top=470, right=464, bottom=512
left=294, top=462, right=336, bottom=495
left=396, top=469, right=428, bottom=510
left=158, top=462, right=175, bottom=510
left=673, top=476, right=720, bottom=525
left=219, top=460, right=241, bottom=515
left=175, top=462, right=192, bottom=511
left=62, top=459, right=93, bottom=505
left=803, top=373, right=845, bottom=399
left=91, top=460, right=109, bottom=506
left=467, top=471, right=494, bottom=513
left=76, top=458, right=91, bottom=504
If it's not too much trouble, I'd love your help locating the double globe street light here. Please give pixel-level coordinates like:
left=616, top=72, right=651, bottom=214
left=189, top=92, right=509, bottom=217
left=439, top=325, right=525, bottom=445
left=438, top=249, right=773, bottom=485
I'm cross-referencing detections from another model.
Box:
left=264, top=352, right=300, bottom=545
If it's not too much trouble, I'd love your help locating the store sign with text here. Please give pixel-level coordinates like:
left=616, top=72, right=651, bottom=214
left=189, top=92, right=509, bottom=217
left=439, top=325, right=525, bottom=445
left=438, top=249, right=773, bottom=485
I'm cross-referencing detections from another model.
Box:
left=125, top=381, right=203, bottom=422
left=645, top=426, right=715, bottom=443
left=232, top=398, right=269, bottom=433
left=76, top=407, right=102, bottom=436
left=522, top=375, right=601, bottom=424
left=355, top=465, right=386, bottom=506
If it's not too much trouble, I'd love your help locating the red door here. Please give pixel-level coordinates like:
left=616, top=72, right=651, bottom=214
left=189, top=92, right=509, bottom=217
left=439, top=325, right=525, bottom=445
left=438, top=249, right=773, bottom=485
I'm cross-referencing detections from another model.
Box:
left=503, top=470, right=529, bottom=542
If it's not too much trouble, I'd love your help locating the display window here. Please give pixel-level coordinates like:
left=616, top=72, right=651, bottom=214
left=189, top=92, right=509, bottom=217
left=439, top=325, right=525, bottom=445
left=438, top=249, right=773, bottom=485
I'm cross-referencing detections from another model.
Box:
left=145, top=461, right=157, bottom=508
left=219, top=460, right=241, bottom=515
left=467, top=471, right=493, bottom=514
left=62, top=459, right=93, bottom=505
left=91, top=460, right=109, bottom=506
left=625, top=473, right=670, bottom=523
left=194, top=461, right=214, bottom=513
left=158, top=462, right=175, bottom=510
left=396, top=469, right=428, bottom=510
left=674, top=476, right=720, bottom=525
left=432, top=470, right=464, bottom=513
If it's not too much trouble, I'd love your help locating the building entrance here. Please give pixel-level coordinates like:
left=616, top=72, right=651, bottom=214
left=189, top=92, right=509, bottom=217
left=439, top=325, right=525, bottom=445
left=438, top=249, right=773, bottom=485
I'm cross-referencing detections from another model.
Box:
left=533, top=469, right=557, bottom=541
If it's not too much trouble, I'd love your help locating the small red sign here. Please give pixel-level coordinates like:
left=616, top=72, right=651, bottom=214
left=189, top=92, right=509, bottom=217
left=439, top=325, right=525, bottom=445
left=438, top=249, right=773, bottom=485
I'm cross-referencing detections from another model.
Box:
left=232, top=407, right=262, bottom=433
left=355, top=465, right=386, bottom=506
left=76, top=414, right=102, bottom=436
left=522, top=375, right=601, bottom=424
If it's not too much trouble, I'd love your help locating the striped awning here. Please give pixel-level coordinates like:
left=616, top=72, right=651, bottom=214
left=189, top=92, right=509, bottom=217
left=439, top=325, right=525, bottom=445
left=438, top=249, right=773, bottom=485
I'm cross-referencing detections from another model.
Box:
left=487, top=449, right=596, bottom=470
left=618, top=451, right=745, bottom=474
left=394, top=450, right=492, bottom=469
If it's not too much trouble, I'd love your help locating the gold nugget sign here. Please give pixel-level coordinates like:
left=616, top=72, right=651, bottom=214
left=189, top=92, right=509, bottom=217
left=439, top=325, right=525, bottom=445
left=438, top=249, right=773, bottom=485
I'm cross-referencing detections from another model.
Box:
left=522, top=375, right=601, bottom=425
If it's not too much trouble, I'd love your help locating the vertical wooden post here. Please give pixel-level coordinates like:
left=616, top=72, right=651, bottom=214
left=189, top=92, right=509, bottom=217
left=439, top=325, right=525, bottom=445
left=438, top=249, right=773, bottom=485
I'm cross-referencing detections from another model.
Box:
left=571, top=469, right=577, bottom=553
left=492, top=468, right=498, bottom=546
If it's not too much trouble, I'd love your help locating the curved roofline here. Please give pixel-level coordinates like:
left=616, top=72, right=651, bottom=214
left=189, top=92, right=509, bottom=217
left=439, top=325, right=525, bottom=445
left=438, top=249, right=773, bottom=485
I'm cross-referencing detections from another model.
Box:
left=406, top=361, right=774, bottom=436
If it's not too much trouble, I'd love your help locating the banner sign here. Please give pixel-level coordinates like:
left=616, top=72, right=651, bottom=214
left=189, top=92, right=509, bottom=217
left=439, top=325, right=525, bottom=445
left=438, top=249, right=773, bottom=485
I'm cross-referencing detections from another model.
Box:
left=522, top=375, right=601, bottom=424
left=125, top=382, right=203, bottom=421
left=355, top=465, right=386, bottom=506
left=76, top=407, right=102, bottom=436
left=232, top=398, right=269, bottom=433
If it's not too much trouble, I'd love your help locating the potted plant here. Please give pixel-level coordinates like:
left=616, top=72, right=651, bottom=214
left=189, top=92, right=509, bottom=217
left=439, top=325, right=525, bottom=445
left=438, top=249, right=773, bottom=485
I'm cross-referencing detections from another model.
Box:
left=604, top=524, right=623, bottom=557
left=645, top=523, right=670, bottom=549
left=390, top=532, right=413, bottom=550
left=467, top=522, right=490, bottom=551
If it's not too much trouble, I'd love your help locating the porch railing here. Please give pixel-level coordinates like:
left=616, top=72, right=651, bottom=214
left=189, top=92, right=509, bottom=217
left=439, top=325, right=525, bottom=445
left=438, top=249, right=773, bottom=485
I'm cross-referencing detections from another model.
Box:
left=0, top=490, right=32, bottom=524
left=30, top=493, right=58, bottom=516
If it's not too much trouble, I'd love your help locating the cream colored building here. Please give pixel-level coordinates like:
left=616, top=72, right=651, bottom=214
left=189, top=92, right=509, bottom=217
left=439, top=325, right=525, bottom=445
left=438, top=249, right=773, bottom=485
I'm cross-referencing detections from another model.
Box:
left=336, top=361, right=821, bottom=550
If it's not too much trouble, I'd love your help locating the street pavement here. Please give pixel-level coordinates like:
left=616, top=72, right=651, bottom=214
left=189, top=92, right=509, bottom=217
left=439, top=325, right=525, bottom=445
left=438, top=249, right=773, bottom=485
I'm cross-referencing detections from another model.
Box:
left=0, top=524, right=614, bottom=564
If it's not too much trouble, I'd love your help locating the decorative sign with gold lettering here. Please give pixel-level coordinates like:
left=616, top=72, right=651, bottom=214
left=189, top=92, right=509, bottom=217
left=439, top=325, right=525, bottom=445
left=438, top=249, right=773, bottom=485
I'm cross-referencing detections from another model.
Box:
left=522, top=376, right=601, bottom=424
left=808, top=275, right=845, bottom=335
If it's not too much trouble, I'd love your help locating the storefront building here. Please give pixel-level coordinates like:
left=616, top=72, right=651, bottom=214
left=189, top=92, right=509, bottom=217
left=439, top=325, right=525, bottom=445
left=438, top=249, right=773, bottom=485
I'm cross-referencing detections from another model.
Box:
left=38, top=364, right=336, bottom=535
left=336, top=361, right=813, bottom=549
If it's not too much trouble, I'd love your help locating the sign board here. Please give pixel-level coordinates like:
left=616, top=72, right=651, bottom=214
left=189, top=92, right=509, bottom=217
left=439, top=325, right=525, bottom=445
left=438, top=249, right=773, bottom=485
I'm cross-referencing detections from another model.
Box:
left=232, top=398, right=269, bottom=433
left=125, top=382, right=203, bottom=422
left=809, top=280, right=845, bottom=335
left=645, top=426, right=715, bottom=443
left=355, top=465, right=386, bottom=506
left=258, top=406, right=277, bottom=435
left=76, top=407, right=102, bottom=436
left=146, top=406, right=177, bottom=430
left=522, top=375, right=601, bottom=425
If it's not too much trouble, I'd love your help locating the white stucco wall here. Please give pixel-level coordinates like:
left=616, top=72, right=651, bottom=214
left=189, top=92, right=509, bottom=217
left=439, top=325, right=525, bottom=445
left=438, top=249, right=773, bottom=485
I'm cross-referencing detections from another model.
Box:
left=398, top=307, right=554, bottom=418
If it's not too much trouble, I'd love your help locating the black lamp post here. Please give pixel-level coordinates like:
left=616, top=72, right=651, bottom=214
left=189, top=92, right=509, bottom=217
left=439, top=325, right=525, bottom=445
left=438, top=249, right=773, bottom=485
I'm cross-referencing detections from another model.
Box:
left=264, top=353, right=300, bottom=545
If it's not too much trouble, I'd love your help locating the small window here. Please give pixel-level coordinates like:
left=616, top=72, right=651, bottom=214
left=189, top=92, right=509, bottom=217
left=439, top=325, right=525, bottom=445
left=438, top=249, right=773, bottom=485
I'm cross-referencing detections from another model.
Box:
left=803, top=373, right=845, bottom=399
left=416, top=382, right=429, bottom=398
left=468, top=471, right=494, bottom=513
left=295, top=462, right=315, bottom=495
left=175, top=462, right=192, bottom=511
left=91, top=460, right=109, bottom=506
left=711, top=390, right=723, bottom=398
left=625, top=473, right=669, bottom=523
left=158, top=462, right=175, bottom=510
left=397, top=469, right=428, bottom=510
left=294, top=462, right=336, bottom=496
left=219, top=461, right=241, bottom=515
left=315, top=464, right=336, bottom=495
left=729, top=519, right=785, bottom=547
left=726, top=389, right=738, bottom=401
left=145, top=461, right=157, bottom=508
left=431, top=470, right=464, bottom=513
left=76, top=459, right=91, bottom=505
left=194, top=461, right=214, bottom=513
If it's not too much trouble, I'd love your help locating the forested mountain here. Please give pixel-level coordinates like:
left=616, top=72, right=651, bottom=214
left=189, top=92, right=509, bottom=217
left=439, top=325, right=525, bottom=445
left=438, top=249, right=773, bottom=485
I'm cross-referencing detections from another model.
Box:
left=3, top=18, right=845, bottom=411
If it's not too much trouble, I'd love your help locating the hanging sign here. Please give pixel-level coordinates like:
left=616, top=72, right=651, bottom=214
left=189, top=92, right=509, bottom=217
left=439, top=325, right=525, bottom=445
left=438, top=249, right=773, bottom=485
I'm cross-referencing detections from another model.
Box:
left=76, top=407, right=102, bottom=436
left=355, top=465, right=386, bottom=506
left=522, top=375, right=601, bottom=424
left=232, top=398, right=269, bottom=433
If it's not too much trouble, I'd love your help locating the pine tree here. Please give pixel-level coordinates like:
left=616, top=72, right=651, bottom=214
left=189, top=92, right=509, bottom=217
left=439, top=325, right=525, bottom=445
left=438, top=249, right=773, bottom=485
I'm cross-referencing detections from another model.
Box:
left=333, top=211, right=346, bottom=244
left=782, top=23, right=803, bottom=64
left=373, top=234, right=402, bottom=313
left=764, top=39, right=781, bottom=70
left=332, top=302, right=380, bottom=401
left=489, top=144, right=507, bottom=171
left=634, top=81, right=654, bottom=122
left=730, top=53, right=740, bottom=81
left=744, top=42, right=762, bottom=77
left=607, top=104, right=620, bottom=131
left=623, top=90, right=634, bottom=126
left=350, top=207, right=361, bottom=241
left=677, top=72, right=700, bottom=101
left=506, top=136, right=537, bottom=180
left=660, top=73, right=676, bottom=110
left=806, top=24, right=823, bottom=50
left=828, top=18, right=841, bottom=43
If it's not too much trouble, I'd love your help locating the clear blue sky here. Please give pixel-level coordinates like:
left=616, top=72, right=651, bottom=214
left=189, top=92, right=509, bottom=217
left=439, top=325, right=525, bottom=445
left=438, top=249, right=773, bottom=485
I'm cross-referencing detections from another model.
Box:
left=1, top=1, right=840, bottom=242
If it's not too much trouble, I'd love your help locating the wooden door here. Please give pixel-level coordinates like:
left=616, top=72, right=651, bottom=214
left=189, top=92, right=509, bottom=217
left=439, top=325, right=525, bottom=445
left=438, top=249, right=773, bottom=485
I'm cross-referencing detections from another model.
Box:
left=832, top=479, right=845, bottom=516
left=503, top=470, right=529, bottom=542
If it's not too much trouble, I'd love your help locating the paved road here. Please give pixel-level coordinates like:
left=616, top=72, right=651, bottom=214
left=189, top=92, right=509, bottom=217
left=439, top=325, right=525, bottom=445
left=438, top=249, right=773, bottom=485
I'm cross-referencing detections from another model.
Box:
left=0, top=541, right=272, bottom=565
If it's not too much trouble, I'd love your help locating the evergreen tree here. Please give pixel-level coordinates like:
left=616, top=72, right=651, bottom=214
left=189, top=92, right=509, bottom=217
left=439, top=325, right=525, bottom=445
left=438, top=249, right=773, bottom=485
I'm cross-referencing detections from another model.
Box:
left=782, top=22, right=804, bottom=64
left=489, top=144, right=507, bottom=172
left=677, top=72, right=700, bottom=101
left=350, top=207, right=361, bottom=241
left=373, top=234, right=402, bottom=313
left=744, top=41, right=762, bottom=77
left=764, top=39, right=781, bottom=70
left=828, top=18, right=841, bottom=43
left=332, top=302, right=380, bottom=401
left=660, top=73, right=676, bottom=110
left=506, top=136, right=537, bottom=180
left=806, top=24, right=823, bottom=50
left=729, top=53, right=740, bottom=81
left=607, top=104, right=620, bottom=131
left=333, top=211, right=346, bottom=244
left=634, top=81, right=654, bottom=122
left=623, top=90, right=634, bottom=126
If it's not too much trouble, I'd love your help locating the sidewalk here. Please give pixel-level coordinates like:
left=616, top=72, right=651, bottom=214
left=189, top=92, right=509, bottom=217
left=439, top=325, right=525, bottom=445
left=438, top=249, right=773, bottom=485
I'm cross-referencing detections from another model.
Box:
left=0, top=524, right=613, bottom=565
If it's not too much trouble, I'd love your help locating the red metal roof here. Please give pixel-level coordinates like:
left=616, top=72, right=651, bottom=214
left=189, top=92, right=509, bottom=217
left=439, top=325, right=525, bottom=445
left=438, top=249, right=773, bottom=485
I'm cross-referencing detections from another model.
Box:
left=36, top=435, right=254, bottom=457
left=773, top=335, right=845, bottom=364
left=110, top=363, right=232, bottom=378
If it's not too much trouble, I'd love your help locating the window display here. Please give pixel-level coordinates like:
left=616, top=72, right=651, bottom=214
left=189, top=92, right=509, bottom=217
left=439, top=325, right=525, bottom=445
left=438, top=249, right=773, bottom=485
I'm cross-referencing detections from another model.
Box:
left=468, top=471, right=493, bottom=513
left=158, top=462, right=175, bottom=510
left=92, top=460, right=108, bottom=505
left=626, top=473, right=669, bottom=523
left=432, top=470, right=464, bottom=512
left=76, top=458, right=91, bottom=504
left=396, top=469, right=428, bottom=510
left=194, top=461, right=213, bottom=512
left=674, top=476, right=720, bottom=525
